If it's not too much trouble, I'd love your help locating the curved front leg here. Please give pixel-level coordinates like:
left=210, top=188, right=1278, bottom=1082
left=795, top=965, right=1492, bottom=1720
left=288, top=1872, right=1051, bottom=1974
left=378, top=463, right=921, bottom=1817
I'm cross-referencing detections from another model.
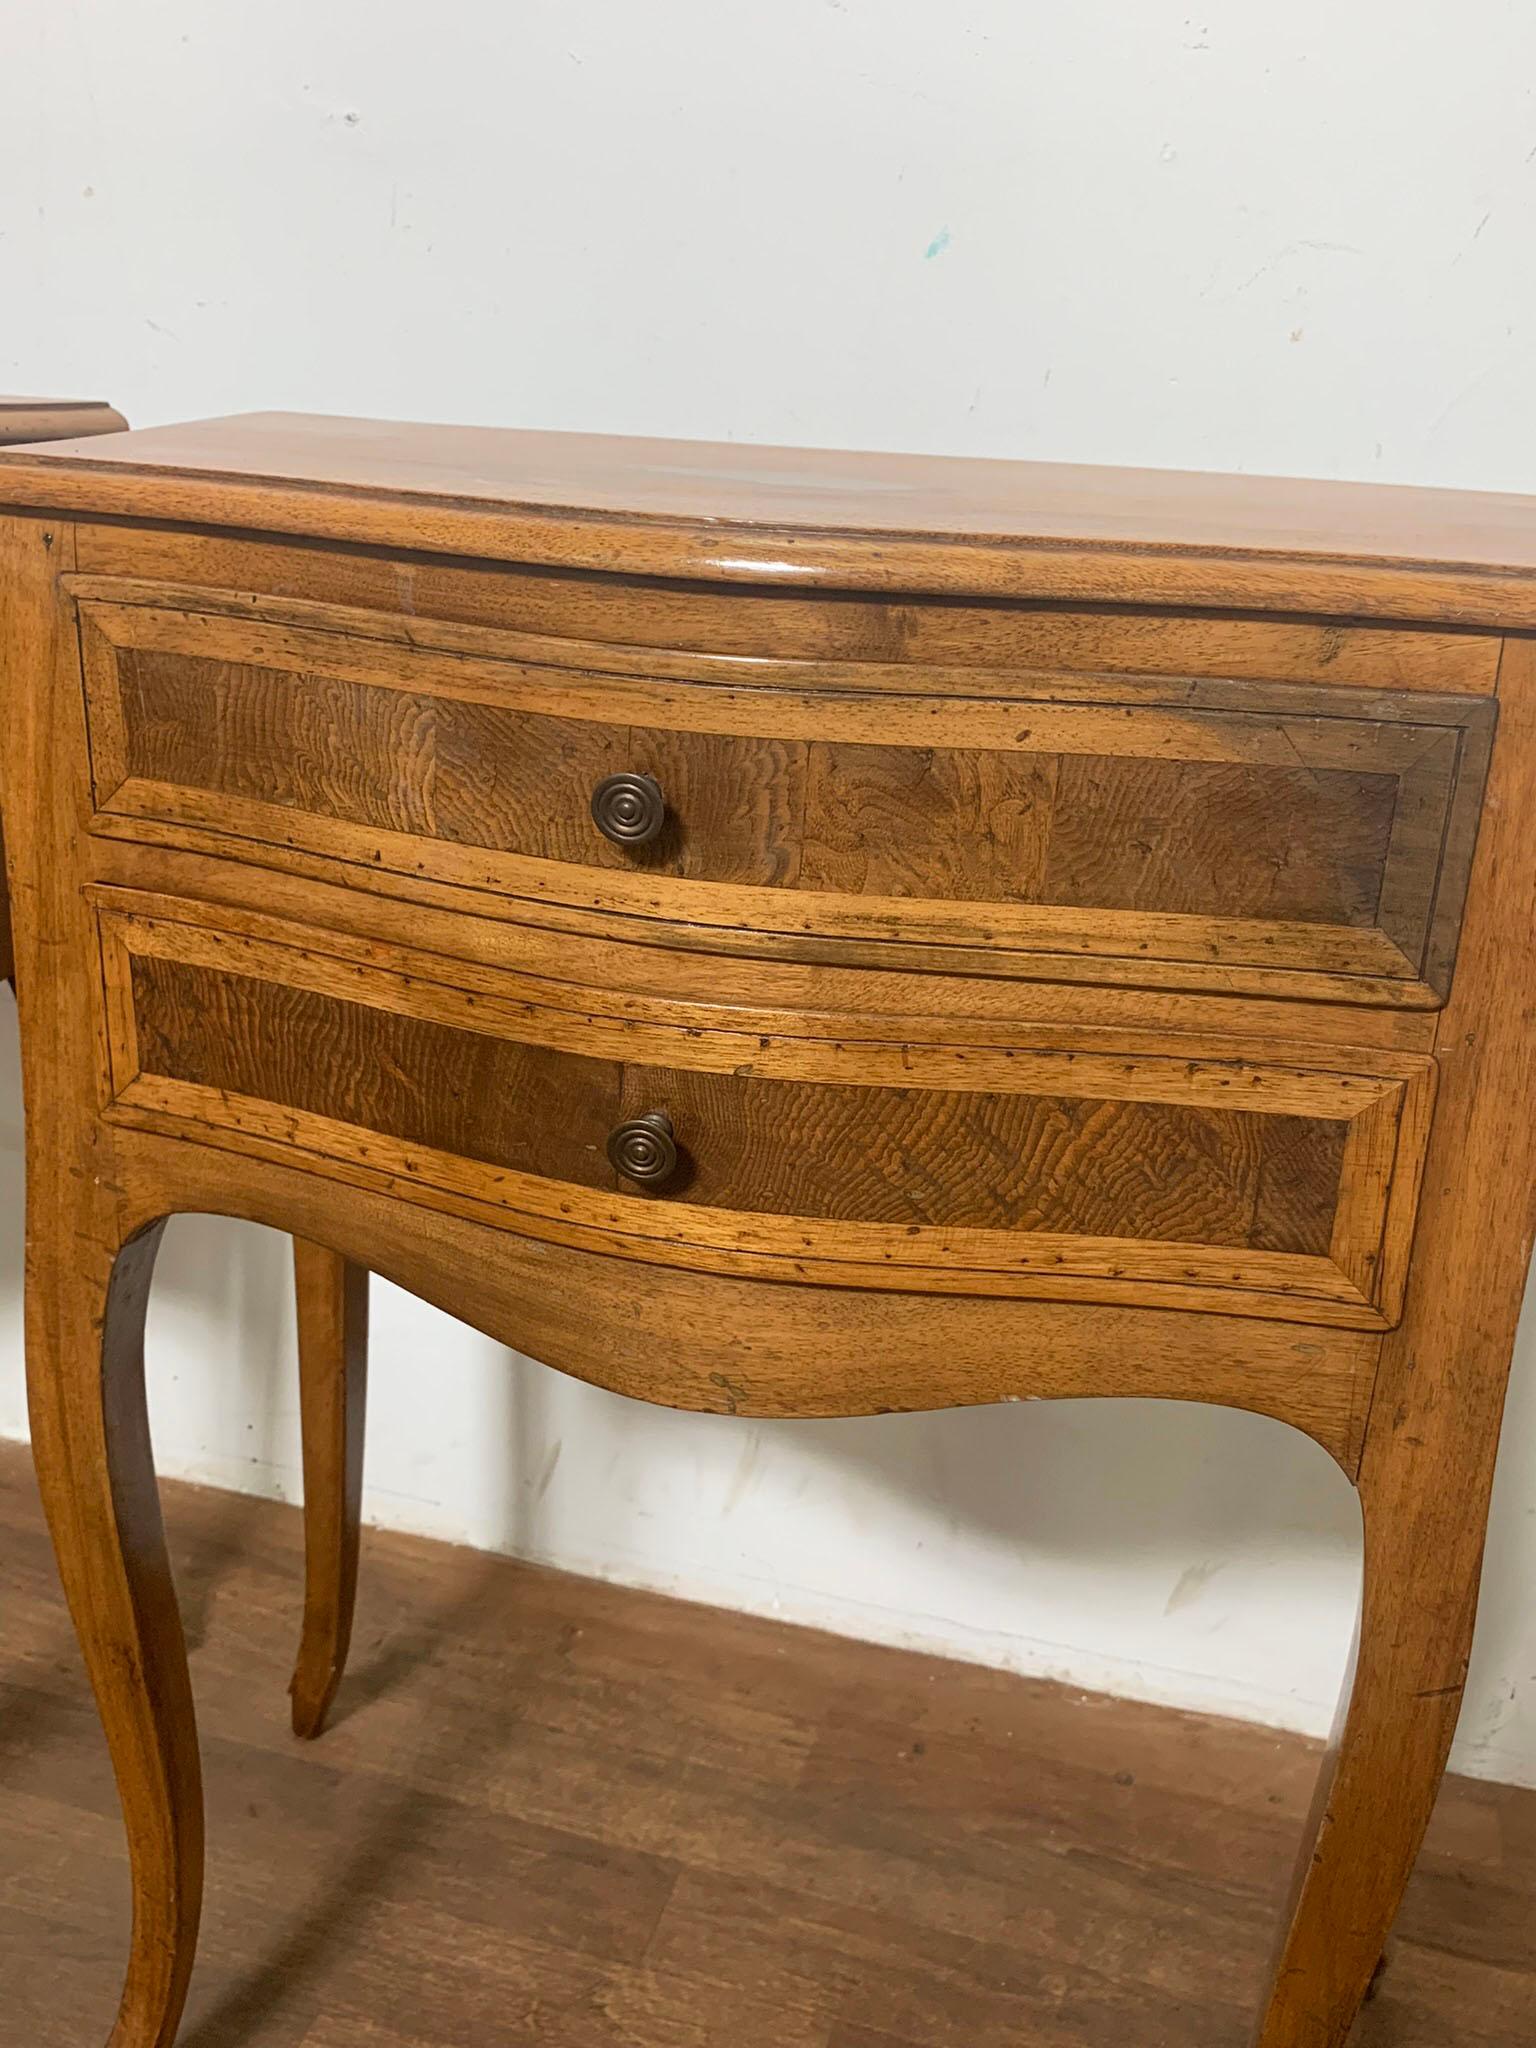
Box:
left=26, top=1215, right=203, bottom=2048
left=289, top=1241, right=369, bottom=1739
left=1252, top=1464, right=1481, bottom=2044
left=1253, top=641, right=1536, bottom=2044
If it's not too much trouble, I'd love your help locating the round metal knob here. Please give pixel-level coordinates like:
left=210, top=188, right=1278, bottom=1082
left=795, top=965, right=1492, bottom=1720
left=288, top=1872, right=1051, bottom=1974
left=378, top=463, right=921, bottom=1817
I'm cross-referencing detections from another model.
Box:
left=607, top=1110, right=678, bottom=1188
left=591, top=771, right=665, bottom=847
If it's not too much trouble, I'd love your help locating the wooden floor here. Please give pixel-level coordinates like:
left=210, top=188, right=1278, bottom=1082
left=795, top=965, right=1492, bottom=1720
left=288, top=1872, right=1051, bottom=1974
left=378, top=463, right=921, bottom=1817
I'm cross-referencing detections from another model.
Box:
left=0, top=1439, right=1531, bottom=2046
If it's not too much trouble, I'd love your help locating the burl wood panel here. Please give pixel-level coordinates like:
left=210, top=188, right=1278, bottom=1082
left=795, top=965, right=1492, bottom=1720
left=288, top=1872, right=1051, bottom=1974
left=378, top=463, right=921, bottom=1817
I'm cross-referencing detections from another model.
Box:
left=1042, top=756, right=1397, bottom=926
left=115, top=647, right=809, bottom=887
left=130, top=952, right=1345, bottom=1254
left=87, top=603, right=1495, bottom=1001
left=622, top=1064, right=1348, bottom=1253
left=107, top=642, right=1404, bottom=920
left=131, top=954, right=620, bottom=1192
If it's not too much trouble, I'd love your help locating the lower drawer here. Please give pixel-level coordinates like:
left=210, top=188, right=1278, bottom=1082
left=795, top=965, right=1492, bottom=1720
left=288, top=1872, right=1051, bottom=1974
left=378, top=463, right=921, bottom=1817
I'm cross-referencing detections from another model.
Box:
left=94, top=891, right=1435, bottom=1329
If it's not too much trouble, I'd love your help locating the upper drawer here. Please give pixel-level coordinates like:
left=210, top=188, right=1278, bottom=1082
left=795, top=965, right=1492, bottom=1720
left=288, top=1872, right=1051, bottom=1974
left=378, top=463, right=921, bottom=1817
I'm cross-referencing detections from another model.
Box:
left=75, top=583, right=1495, bottom=1006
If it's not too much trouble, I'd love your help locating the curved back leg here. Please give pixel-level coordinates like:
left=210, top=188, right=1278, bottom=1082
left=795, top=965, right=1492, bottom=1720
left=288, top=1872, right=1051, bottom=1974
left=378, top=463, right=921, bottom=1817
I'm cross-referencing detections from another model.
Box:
left=289, top=1241, right=369, bottom=1737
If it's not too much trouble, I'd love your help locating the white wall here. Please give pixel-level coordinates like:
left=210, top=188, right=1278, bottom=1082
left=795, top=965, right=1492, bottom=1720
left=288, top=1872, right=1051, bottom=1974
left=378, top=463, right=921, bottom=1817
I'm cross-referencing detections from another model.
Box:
left=4, top=1, right=1535, bottom=1787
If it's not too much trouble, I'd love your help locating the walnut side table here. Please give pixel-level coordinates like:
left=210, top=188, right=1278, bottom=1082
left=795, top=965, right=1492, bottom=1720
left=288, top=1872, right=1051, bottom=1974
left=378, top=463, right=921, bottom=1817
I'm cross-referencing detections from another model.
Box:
left=0, top=414, right=1532, bottom=2048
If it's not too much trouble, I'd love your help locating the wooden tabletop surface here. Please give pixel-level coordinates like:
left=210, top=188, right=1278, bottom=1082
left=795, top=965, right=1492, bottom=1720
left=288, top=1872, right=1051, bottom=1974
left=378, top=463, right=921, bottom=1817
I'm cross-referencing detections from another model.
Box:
left=0, top=394, right=126, bottom=447
left=3, top=410, right=1534, bottom=621
left=1, top=407, right=1534, bottom=565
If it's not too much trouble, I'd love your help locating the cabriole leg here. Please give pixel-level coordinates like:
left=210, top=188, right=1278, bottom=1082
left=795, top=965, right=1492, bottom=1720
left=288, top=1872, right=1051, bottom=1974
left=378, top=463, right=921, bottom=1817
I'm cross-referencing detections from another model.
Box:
left=27, top=1215, right=203, bottom=2048
left=1252, top=1425, right=1493, bottom=2045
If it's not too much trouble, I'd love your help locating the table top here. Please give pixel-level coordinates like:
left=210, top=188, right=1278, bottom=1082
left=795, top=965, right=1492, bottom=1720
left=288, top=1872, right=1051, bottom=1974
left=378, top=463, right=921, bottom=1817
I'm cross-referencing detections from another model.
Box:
left=0, top=394, right=126, bottom=447
left=1, top=410, right=1533, bottom=618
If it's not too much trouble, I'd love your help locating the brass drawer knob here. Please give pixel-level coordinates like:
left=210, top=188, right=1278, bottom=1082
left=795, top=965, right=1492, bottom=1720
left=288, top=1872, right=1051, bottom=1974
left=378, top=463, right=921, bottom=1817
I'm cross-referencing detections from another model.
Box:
left=607, top=1110, right=678, bottom=1187
left=591, top=771, right=665, bottom=847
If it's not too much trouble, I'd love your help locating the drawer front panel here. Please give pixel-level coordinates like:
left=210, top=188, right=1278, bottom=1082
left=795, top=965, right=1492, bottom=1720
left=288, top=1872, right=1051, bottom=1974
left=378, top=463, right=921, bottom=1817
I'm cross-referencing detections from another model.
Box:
left=616, top=1064, right=1345, bottom=1255
left=80, top=594, right=1494, bottom=1005
left=801, top=744, right=1398, bottom=925
left=115, top=644, right=808, bottom=887
left=111, top=635, right=1405, bottom=921
left=132, top=949, right=1345, bottom=1255
left=99, top=898, right=1436, bottom=1328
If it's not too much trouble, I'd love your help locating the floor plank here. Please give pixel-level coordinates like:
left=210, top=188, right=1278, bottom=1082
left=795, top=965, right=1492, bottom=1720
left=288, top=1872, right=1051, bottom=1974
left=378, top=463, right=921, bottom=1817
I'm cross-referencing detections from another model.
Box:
left=0, top=1437, right=1530, bottom=2045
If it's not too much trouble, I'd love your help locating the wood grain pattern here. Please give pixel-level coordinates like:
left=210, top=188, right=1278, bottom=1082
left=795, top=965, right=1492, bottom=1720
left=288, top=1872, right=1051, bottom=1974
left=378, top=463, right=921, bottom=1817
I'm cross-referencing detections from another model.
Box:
left=618, top=1061, right=1348, bottom=1253
left=86, top=590, right=1489, bottom=760
left=90, top=891, right=1435, bottom=1101
left=106, top=1078, right=1409, bottom=1330
left=0, top=513, right=202, bottom=2048
left=14, top=409, right=1536, bottom=558
left=114, top=1124, right=1381, bottom=1460
left=130, top=952, right=624, bottom=1189
left=80, top=803, right=1475, bottom=1009
left=1042, top=755, right=1397, bottom=926
left=0, top=399, right=128, bottom=978
left=798, top=743, right=1058, bottom=902
left=0, top=407, right=367, bottom=1783
left=84, top=837, right=1446, bottom=1054
left=111, top=638, right=1417, bottom=929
